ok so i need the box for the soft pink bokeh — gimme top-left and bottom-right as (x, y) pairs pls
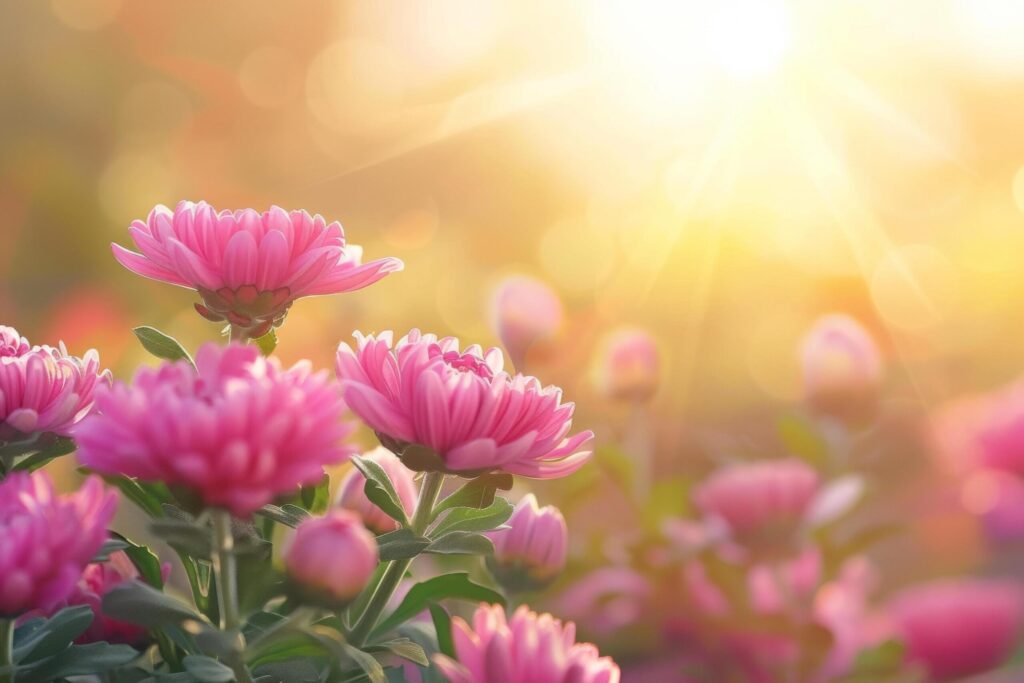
(799, 314), (882, 417)
(593, 328), (661, 403)
(490, 275), (563, 369)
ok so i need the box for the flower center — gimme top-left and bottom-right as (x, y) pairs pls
(430, 346), (494, 379)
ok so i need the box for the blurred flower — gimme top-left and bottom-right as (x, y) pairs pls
(283, 509), (379, 608)
(75, 343), (353, 517)
(888, 579), (1024, 681)
(335, 446), (417, 533)
(489, 275), (563, 369)
(0, 326), (109, 445)
(0, 471), (117, 617)
(433, 603), (620, 683)
(799, 314), (882, 420)
(693, 459), (820, 550)
(336, 329), (593, 478)
(975, 382), (1024, 477)
(556, 567), (652, 637)
(112, 201), (403, 338)
(814, 558), (892, 680)
(487, 493), (568, 590)
(592, 328), (661, 403)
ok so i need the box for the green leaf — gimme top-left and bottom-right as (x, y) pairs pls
(301, 474), (331, 515)
(256, 504), (308, 529)
(433, 473), (513, 518)
(134, 326), (195, 367)
(111, 533), (167, 588)
(352, 457), (409, 526)
(377, 528), (431, 561)
(94, 538), (131, 562)
(342, 643), (386, 683)
(430, 498), (512, 538)
(429, 606), (454, 658)
(24, 642), (140, 679)
(183, 654), (236, 682)
(150, 517), (212, 559)
(254, 329), (278, 356)
(11, 436), (77, 472)
(777, 414), (830, 468)
(849, 639), (906, 675)
(425, 531), (494, 556)
(367, 638), (429, 667)
(96, 473), (172, 518)
(13, 605), (94, 664)
(101, 581), (211, 632)
(372, 573), (505, 638)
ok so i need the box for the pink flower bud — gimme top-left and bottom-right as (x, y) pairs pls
(593, 328), (660, 403)
(889, 580), (1024, 680)
(799, 314), (882, 419)
(487, 494), (568, 590)
(489, 275), (563, 369)
(283, 510), (378, 607)
(335, 447), (417, 533)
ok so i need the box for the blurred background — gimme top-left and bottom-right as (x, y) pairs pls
(6, 1), (1024, 678)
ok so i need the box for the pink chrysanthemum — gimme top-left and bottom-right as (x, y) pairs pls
(112, 201), (403, 337)
(0, 471), (117, 617)
(0, 326), (109, 442)
(335, 330), (593, 478)
(75, 342), (354, 516)
(434, 604), (620, 683)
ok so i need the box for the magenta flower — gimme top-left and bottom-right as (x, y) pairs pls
(335, 330), (593, 478)
(799, 314), (882, 418)
(0, 327), (109, 442)
(335, 446), (417, 534)
(434, 604), (620, 683)
(489, 275), (563, 368)
(0, 471), (117, 617)
(112, 201), (403, 337)
(889, 579), (1024, 680)
(693, 459), (820, 546)
(75, 342), (354, 517)
(593, 328), (661, 403)
(283, 509), (378, 608)
(488, 493), (568, 589)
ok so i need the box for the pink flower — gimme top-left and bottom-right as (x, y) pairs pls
(434, 604), (620, 683)
(592, 328), (660, 403)
(889, 579), (1024, 680)
(0, 327), (109, 442)
(335, 330), (593, 478)
(488, 493), (568, 589)
(800, 314), (882, 418)
(112, 201), (403, 337)
(556, 568), (651, 637)
(283, 509), (378, 608)
(973, 383), (1024, 478)
(489, 275), (563, 368)
(0, 471), (117, 617)
(335, 446), (417, 533)
(693, 459), (820, 544)
(75, 342), (353, 517)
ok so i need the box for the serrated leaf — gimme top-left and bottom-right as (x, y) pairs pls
(430, 498), (512, 538)
(372, 573), (505, 638)
(425, 531), (494, 556)
(376, 528), (431, 561)
(13, 605), (94, 664)
(183, 654), (236, 682)
(368, 638), (429, 666)
(134, 326), (195, 367)
(433, 473), (513, 518)
(352, 456), (409, 526)
(254, 328), (278, 356)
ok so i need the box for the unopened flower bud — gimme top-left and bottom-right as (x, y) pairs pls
(490, 275), (563, 369)
(284, 510), (378, 608)
(593, 329), (660, 403)
(487, 494), (568, 591)
(800, 314), (882, 421)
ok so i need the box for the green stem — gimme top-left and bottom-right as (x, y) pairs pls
(211, 510), (253, 683)
(349, 471), (445, 645)
(0, 618), (13, 683)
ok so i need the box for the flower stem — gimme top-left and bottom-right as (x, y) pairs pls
(0, 619), (13, 683)
(211, 509), (253, 683)
(228, 325), (249, 343)
(349, 471), (445, 645)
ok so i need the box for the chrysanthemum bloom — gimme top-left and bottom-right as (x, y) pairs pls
(112, 201), (403, 338)
(593, 328), (660, 403)
(283, 509), (378, 608)
(0, 329), (109, 444)
(0, 471), (117, 617)
(434, 604), (620, 683)
(800, 314), (882, 419)
(487, 493), (567, 591)
(335, 446), (417, 533)
(489, 275), (563, 369)
(693, 459), (820, 550)
(889, 580), (1024, 681)
(336, 330), (593, 478)
(75, 343), (353, 517)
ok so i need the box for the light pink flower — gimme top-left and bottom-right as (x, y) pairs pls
(335, 330), (593, 478)
(434, 604), (620, 683)
(283, 509), (378, 607)
(489, 275), (563, 368)
(0, 326), (30, 359)
(488, 493), (568, 588)
(800, 314), (882, 417)
(112, 201), (403, 337)
(693, 459), (820, 542)
(889, 579), (1024, 681)
(75, 342), (353, 517)
(335, 446), (417, 534)
(0, 471), (117, 617)
(593, 328), (660, 403)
